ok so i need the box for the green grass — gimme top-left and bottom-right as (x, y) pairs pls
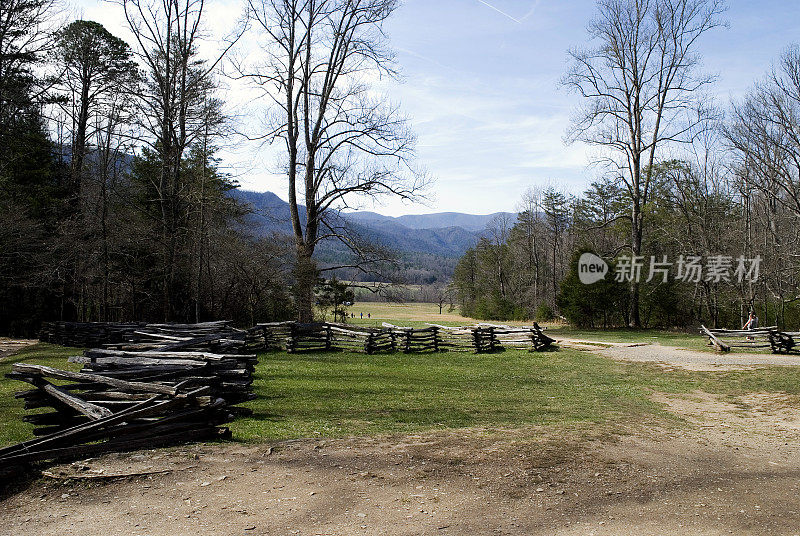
(228, 347), (800, 442)
(231, 349), (672, 441)
(331, 302), (491, 328)
(0, 344), (83, 446)
(4, 339), (800, 448)
(545, 326), (709, 349)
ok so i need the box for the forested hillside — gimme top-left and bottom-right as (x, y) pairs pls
(232, 190), (482, 284)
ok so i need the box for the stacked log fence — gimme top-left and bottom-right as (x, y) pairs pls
(433, 324), (498, 353)
(2, 323), (257, 478)
(381, 324), (441, 353)
(40, 320), (243, 352)
(769, 331), (800, 354)
(483, 322), (556, 352)
(39, 321), (147, 347)
(233, 321), (554, 354)
(245, 322), (293, 353)
(285, 323), (333, 353)
(38, 320), (556, 355)
(328, 324), (396, 354)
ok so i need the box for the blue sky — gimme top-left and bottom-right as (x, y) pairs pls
(72, 0), (800, 215)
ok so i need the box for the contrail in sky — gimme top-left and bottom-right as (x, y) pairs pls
(476, 0), (522, 23)
(519, 0), (541, 22)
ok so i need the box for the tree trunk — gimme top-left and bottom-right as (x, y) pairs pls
(630, 196), (642, 328)
(72, 76), (91, 194)
(294, 244), (316, 322)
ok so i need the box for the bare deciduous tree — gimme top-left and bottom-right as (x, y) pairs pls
(563, 0), (724, 326)
(235, 0), (426, 322)
(115, 0), (229, 319)
(726, 46), (800, 218)
(725, 45), (800, 314)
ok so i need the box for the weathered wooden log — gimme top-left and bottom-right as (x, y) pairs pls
(11, 364), (177, 395)
(701, 325), (731, 352)
(4, 321), (258, 474)
(38, 380), (113, 420)
(769, 331), (798, 354)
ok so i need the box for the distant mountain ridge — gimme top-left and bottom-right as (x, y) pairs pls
(229, 190), (519, 284)
(231, 189), (512, 258)
(345, 210), (514, 232)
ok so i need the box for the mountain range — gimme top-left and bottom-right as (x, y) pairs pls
(344, 210), (512, 232)
(231, 190), (515, 282)
(232, 190), (513, 258)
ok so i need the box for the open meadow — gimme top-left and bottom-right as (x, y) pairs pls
(4, 318), (800, 534)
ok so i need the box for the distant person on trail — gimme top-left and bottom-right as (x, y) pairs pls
(744, 311), (758, 340)
(743, 311), (758, 330)
(367, 313), (371, 319)
(360, 312), (363, 319)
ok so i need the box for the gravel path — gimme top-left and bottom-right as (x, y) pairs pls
(596, 343), (800, 370)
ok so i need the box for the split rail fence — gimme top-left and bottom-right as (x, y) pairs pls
(244, 321), (555, 354)
(2, 323), (258, 478)
(701, 325), (800, 354)
(1, 319), (556, 478)
(39, 320), (557, 356)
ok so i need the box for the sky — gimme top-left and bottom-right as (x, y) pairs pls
(70, 0), (800, 216)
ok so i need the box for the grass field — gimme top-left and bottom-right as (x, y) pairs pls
(0, 344), (82, 446)
(5, 338), (800, 447)
(229, 347), (800, 441)
(333, 301), (473, 327)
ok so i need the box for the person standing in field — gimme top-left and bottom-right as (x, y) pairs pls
(743, 311), (758, 340)
(743, 311), (758, 330)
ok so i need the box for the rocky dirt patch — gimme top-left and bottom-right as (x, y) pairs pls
(0, 339), (37, 361)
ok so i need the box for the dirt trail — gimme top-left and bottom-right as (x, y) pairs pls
(596, 342), (800, 370)
(3, 389), (800, 536)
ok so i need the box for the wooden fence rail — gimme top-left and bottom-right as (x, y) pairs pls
(2, 323), (259, 479)
(38, 320), (557, 355)
(701, 325), (800, 354)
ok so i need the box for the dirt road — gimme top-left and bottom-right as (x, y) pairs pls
(3, 387), (800, 536)
(597, 342), (800, 370)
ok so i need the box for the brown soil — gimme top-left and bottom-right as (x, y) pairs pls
(3, 389), (800, 535)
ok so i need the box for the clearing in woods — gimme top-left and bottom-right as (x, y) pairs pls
(3, 327), (800, 534)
